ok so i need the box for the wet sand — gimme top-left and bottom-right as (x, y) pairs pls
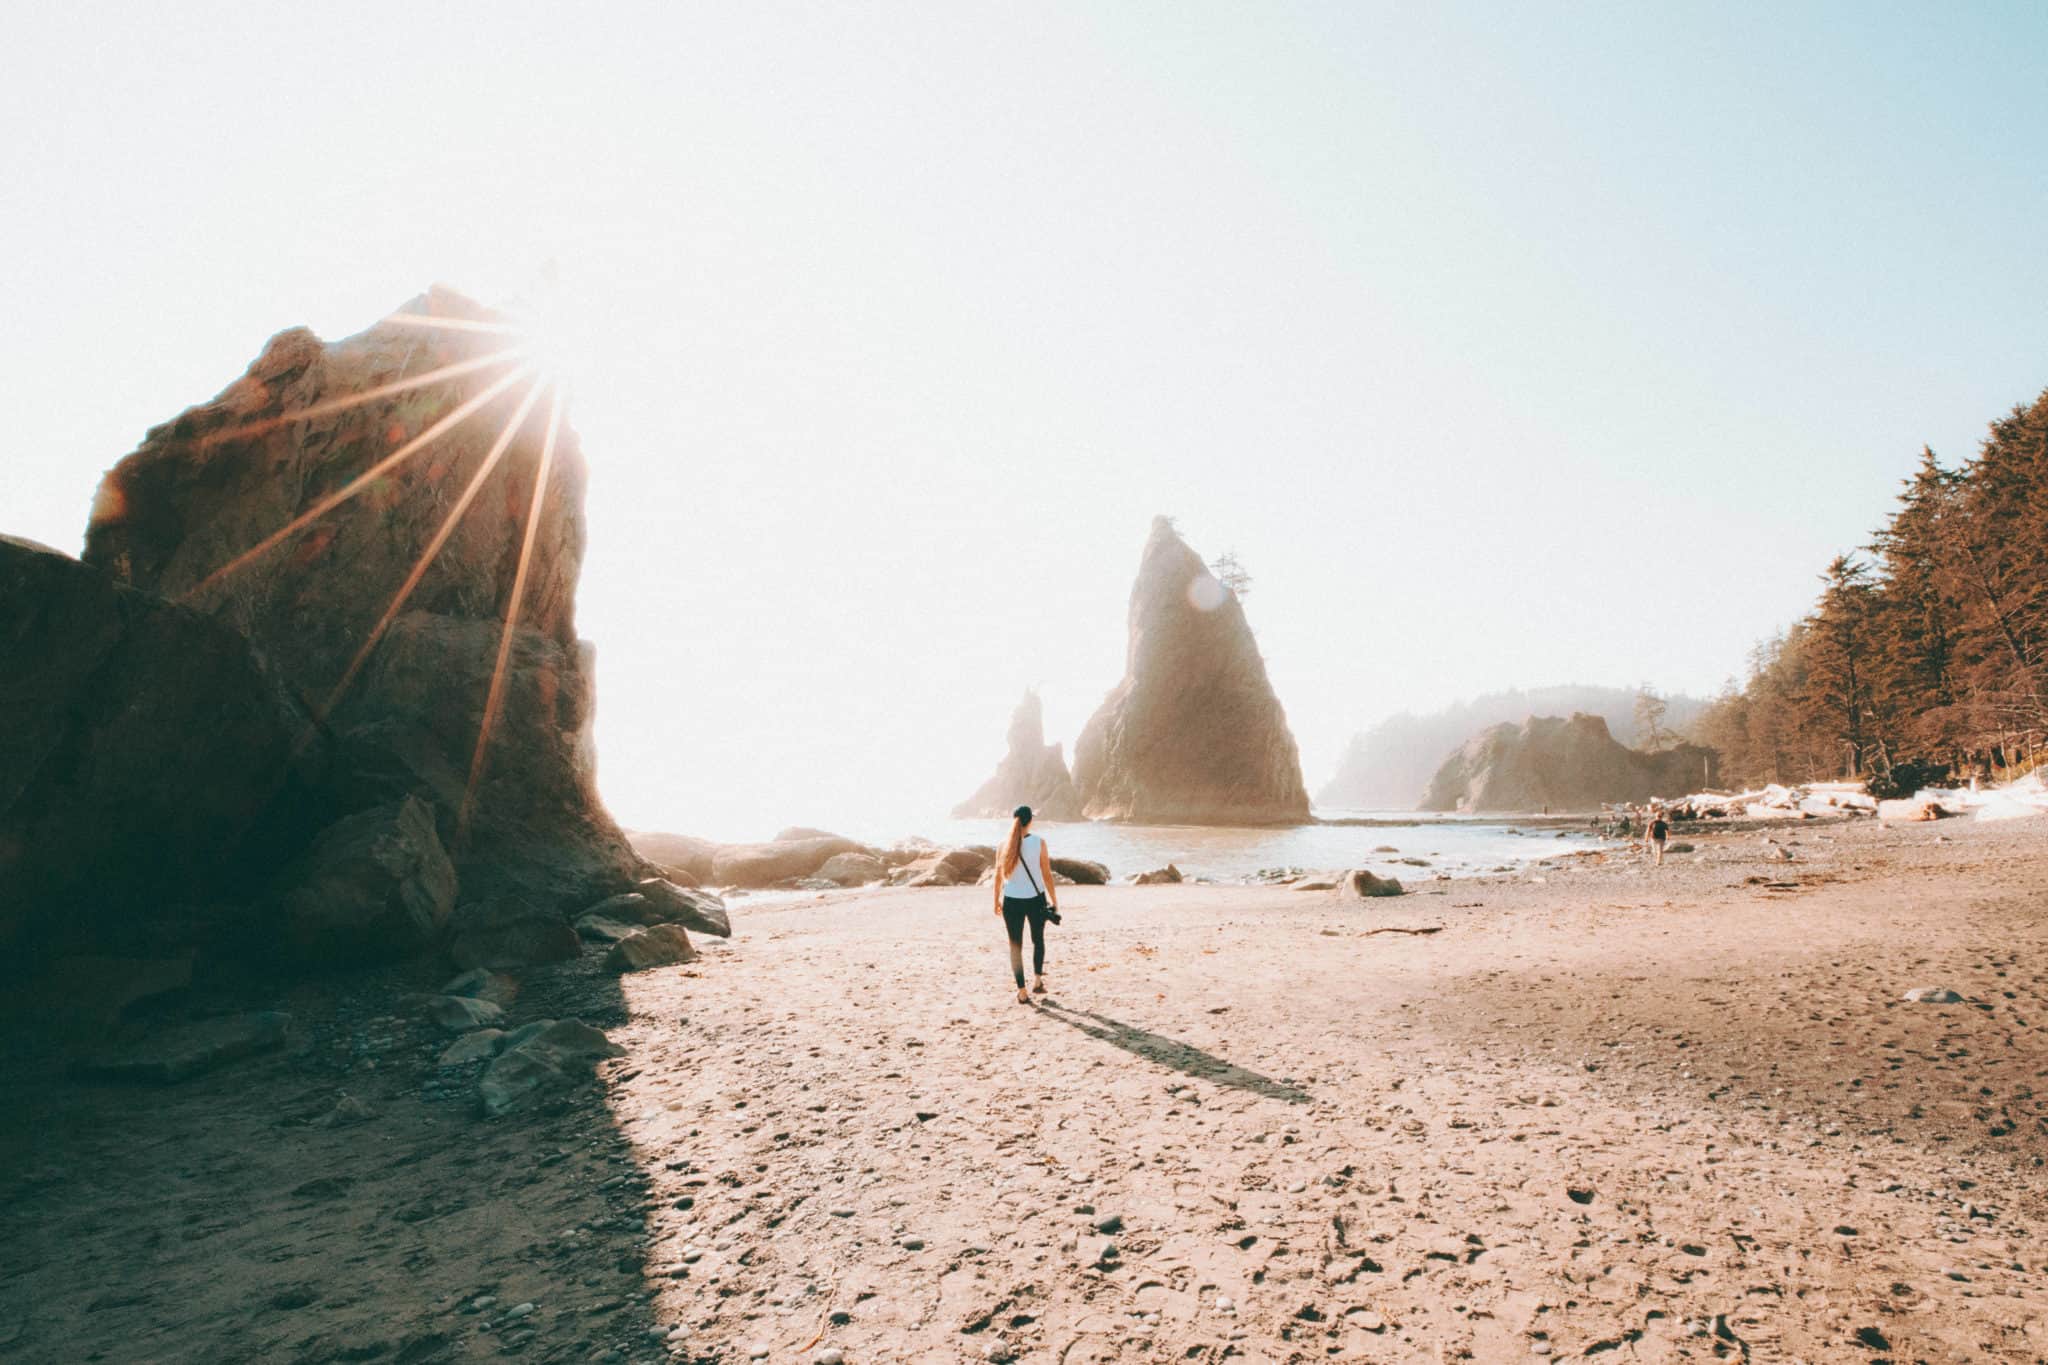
(5, 815), (2046, 1362)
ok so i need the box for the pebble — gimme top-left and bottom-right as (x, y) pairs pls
(898, 1236), (925, 1251)
(1216, 1296), (1235, 1313)
(1903, 987), (1962, 1004)
(505, 1302), (536, 1319)
(749, 1347), (770, 1360)
(815, 1352), (845, 1365)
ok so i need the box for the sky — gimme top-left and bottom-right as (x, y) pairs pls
(6, 2), (2046, 839)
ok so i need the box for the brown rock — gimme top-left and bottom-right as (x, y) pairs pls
(1134, 863), (1183, 885)
(1422, 713), (1715, 813)
(274, 797), (456, 966)
(626, 831), (721, 883)
(1051, 857), (1111, 885)
(0, 537), (321, 965)
(81, 288), (641, 915)
(953, 690), (1081, 819)
(1339, 869), (1405, 898)
(711, 836), (864, 887)
(1071, 518), (1310, 825)
(901, 847), (993, 887)
(815, 852), (888, 887)
(604, 923), (698, 972)
(633, 879), (732, 937)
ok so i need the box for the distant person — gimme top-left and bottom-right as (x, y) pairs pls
(1648, 808), (1670, 866)
(994, 804), (1060, 1004)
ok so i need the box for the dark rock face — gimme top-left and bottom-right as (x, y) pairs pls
(81, 288), (640, 914)
(274, 796), (456, 967)
(1072, 518), (1310, 826)
(954, 691), (1081, 819)
(604, 923), (698, 972)
(0, 537), (321, 967)
(447, 896), (583, 971)
(1421, 713), (1716, 813)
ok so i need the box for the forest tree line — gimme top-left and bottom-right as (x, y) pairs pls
(1691, 388), (2048, 794)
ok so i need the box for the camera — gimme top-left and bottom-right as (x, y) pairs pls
(1044, 905), (1063, 926)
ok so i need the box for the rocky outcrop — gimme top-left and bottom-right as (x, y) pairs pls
(1072, 519), (1310, 825)
(954, 691), (1080, 820)
(81, 287), (641, 915)
(1422, 713), (1716, 813)
(1, 537), (324, 968)
(446, 896), (583, 971)
(710, 836), (864, 887)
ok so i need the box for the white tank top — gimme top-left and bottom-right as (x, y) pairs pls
(1003, 834), (1046, 898)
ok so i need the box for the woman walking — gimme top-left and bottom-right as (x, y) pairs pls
(994, 804), (1060, 1004)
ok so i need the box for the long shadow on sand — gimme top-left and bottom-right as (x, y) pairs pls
(1036, 1002), (1311, 1104)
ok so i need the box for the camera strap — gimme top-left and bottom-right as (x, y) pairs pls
(1017, 837), (1046, 899)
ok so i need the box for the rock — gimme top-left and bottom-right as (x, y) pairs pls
(477, 1018), (622, 1117)
(814, 852), (888, 887)
(275, 797), (457, 967)
(82, 288), (644, 916)
(625, 831), (721, 883)
(579, 891), (661, 926)
(574, 912), (643, 943)
(901, 847), (993, 887)
(1133, 864), (1183, 885)
(77, 1011), (290, 1083)
(711, 837), (865, 887)
(447, 897), (581, 971)
(438, 1029), (506, 1066)
(1071, 518), (1311, 825)
(1879, 797), (1951, 822)
(775, 826), (843, 842)
(311, 1093), (376, 1128)
(953, 690), (1082, 819)
(0, 538), (322, 966)
(1050, 857), (1110, 885)
(633, 879), (732, 937)
(1903, 987), (1963, 1004)
(439, 968), (518, 1007)
(418, 994), (506, 1033)
(1338, 869), (1405, 898)
(1422, 713), (1714, 813)
(604, 924), (698, 972)
(815, 1350), (845, 1365)
(1292, 877), (1338, 891)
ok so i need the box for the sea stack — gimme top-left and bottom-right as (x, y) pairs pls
(81, 286), (641, 913)
(953, 690), (1080, 819)
(1422, 713), (1715, 812)
(1071, 517), (1310, 825)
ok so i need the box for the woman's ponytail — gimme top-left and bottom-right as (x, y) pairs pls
(1000, 804), (1033, 877)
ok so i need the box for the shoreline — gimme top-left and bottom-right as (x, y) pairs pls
(5, 813), (2043, 1362)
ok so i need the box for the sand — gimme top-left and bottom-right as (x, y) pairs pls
(4, 815), (2046, 1363)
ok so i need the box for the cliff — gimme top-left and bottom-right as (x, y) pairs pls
(1071, 518), (1310, 825)
(1421, 713), (1717, 813)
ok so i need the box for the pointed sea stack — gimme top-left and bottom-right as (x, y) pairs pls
(953, 690), (1080, 819)
(1071, 517), (1310, 825)
(81, 286), (641, 913)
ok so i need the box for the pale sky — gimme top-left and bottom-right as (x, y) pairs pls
(6, 3), (2045, 838)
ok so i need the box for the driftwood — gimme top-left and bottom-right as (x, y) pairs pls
(1361, 925), (1444, 937)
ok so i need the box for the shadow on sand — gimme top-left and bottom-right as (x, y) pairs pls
(1036, 1001), (1311, 1104)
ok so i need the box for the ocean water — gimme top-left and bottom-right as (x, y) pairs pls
(820, 808), (1605, 883)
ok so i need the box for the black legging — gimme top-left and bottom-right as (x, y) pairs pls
(1002, 895), (1049, 987)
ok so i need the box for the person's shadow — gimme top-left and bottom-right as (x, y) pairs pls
(1035, 1001), (1311, 1104)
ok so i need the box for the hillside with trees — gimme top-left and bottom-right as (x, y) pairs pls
(1693, 388), (2048, 794)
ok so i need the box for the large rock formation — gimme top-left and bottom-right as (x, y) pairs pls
(1, 536), (326, 967)
(953, 690), (1080, 819)
(1421, 713), (1717, 813)
(1071, 518), (1310, 826)
(81, 287), (640, 913)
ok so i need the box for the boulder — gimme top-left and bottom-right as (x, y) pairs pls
(1050, 857), (1110, 885)
(604, 923), (699, 972)
(815, 852), (888, 887)
(626, 831), (721, 883)
(477, 1018), (624, 1117)
(774, 826), (844, 842)
(81, 288), (643, 917)
(1133, 864), (1183, 885)
(439, 968), (518, 1008)
(633, 879), (732, 937)
(416, 993), (505, 1033)
(274, 797), (457, 967)
(447, 896), (581, 971)
(573, 912), (642, 943)
(901, 847), (992, 887)
(1, 538), (323, 966)
(1071, 518), (1311, 825)
(953, 690), (1082, 819)
(711, 836), (864, 887)
(1421, 713), (1715, 814)
(1338, 869), (1405, 898)
(76, 1011), (291, 1084)
(437, 1029), (506, 1066)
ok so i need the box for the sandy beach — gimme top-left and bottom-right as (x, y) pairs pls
(5, 814), (2046, 1363)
